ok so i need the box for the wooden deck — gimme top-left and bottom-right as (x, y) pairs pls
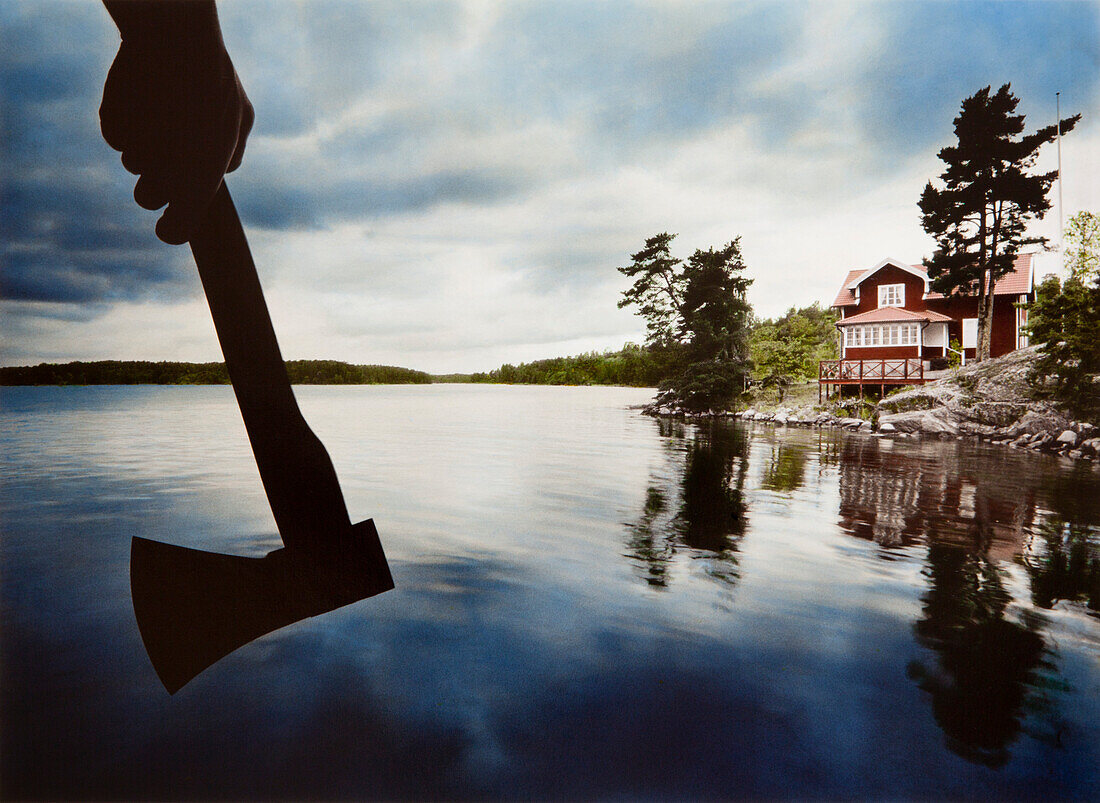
(818, 359), (924, 402)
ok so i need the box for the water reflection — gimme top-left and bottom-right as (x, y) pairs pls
(760, 441), (809, 494)
(838, 438), (1037, 553)
(625, 420), (748, 588)
(1024, 519), (1100, 613)
(908, 544), (1049, 767)
(835, 437), (1100, 768)
(6, 386), (1100, 799)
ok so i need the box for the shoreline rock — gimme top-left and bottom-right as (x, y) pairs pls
(644, 346), (1098, 466)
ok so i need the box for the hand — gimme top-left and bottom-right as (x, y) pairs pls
(100, 1), (253, 245)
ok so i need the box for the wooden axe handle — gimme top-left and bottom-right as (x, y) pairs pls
(188, 182), (352, 550)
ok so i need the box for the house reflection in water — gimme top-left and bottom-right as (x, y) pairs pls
(837, 437), (1037, 555)
(836, 437), (1092, 768)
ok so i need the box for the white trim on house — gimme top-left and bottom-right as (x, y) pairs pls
(846, 258), (930, 292)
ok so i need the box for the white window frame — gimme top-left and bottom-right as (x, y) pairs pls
(878, 283), (905, 307)
(843, 323), (920, 349)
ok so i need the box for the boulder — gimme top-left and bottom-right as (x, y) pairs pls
(1057, 429), (1078, 447)
(878, 422), (897, 433)
(1028, 432), (1054, 450)
(879, 409), (959, 436)
(962, 401), (1029, 428)
(1012, 409), (1070, 437)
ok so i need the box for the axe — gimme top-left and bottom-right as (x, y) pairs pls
(131, 183), (393, 694)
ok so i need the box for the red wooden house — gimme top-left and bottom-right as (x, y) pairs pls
(820, 254), (1034, 395)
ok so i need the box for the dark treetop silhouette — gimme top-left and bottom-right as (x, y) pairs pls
(101, 0), (393, 693)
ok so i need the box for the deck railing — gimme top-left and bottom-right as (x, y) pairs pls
(818, 358), (923, 383)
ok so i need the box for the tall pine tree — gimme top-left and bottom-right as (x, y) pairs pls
(919, 84), (1080, 361)
(619, 235), (753, 413)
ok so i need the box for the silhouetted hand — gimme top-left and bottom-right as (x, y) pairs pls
(100, 0), (253, 245)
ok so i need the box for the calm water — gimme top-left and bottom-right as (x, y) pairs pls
(2, 384), (1099, 800)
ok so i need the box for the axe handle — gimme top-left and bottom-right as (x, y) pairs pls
(188, 182), (352, 550)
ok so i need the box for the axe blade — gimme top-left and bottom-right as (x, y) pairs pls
(131, 519), (393, 694)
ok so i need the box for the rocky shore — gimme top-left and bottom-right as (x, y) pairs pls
(720, 346), (1098, 464)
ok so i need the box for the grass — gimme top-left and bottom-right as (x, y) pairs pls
(743, 380), (821, 412)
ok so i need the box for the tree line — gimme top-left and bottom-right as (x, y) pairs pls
(451, 345), (675, 387)
(0, 360), (432, 386)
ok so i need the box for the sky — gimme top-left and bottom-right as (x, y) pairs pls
(2, 1), (1099, 374)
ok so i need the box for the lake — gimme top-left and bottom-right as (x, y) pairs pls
(2, 384), (1099, 800)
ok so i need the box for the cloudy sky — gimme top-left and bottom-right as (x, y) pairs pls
(3, 1), (1099, 373)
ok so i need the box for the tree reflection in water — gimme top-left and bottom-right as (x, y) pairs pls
(1024, 518), (1100, 613)
(907, 544), (1049, 768)
(760, 441), (809, 494)
(835, 436), (1100, 767)
(1025, 465), (1100, 614)
(625, 419), (748, 588)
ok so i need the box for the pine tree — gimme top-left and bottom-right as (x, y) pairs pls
(619, 235), (753, 413)
(919, 84), (1080, 361)
(617, 232), (686, 348)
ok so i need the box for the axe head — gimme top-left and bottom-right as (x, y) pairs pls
(131, 519), (393, 694)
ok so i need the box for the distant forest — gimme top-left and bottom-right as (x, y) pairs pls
(455, 345), (672, 387)
(0, 360), (432, 386)
(1, 347), (669, 388)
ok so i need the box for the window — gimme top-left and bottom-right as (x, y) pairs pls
(843, 323), (921, 348)
(878, 283), (905, 307)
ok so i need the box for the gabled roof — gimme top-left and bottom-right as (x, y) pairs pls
(832, 253), (1035, 308)
(836, 307), (954, 326)
(845, 258), (928, 289)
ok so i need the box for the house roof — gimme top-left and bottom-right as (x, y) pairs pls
(923, 252), (1034, 299)
(831, 269), (867, 307)
(845, 257), (928, 289)
(836, 307), (954, 326)
(831, 253), (1034, 308)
